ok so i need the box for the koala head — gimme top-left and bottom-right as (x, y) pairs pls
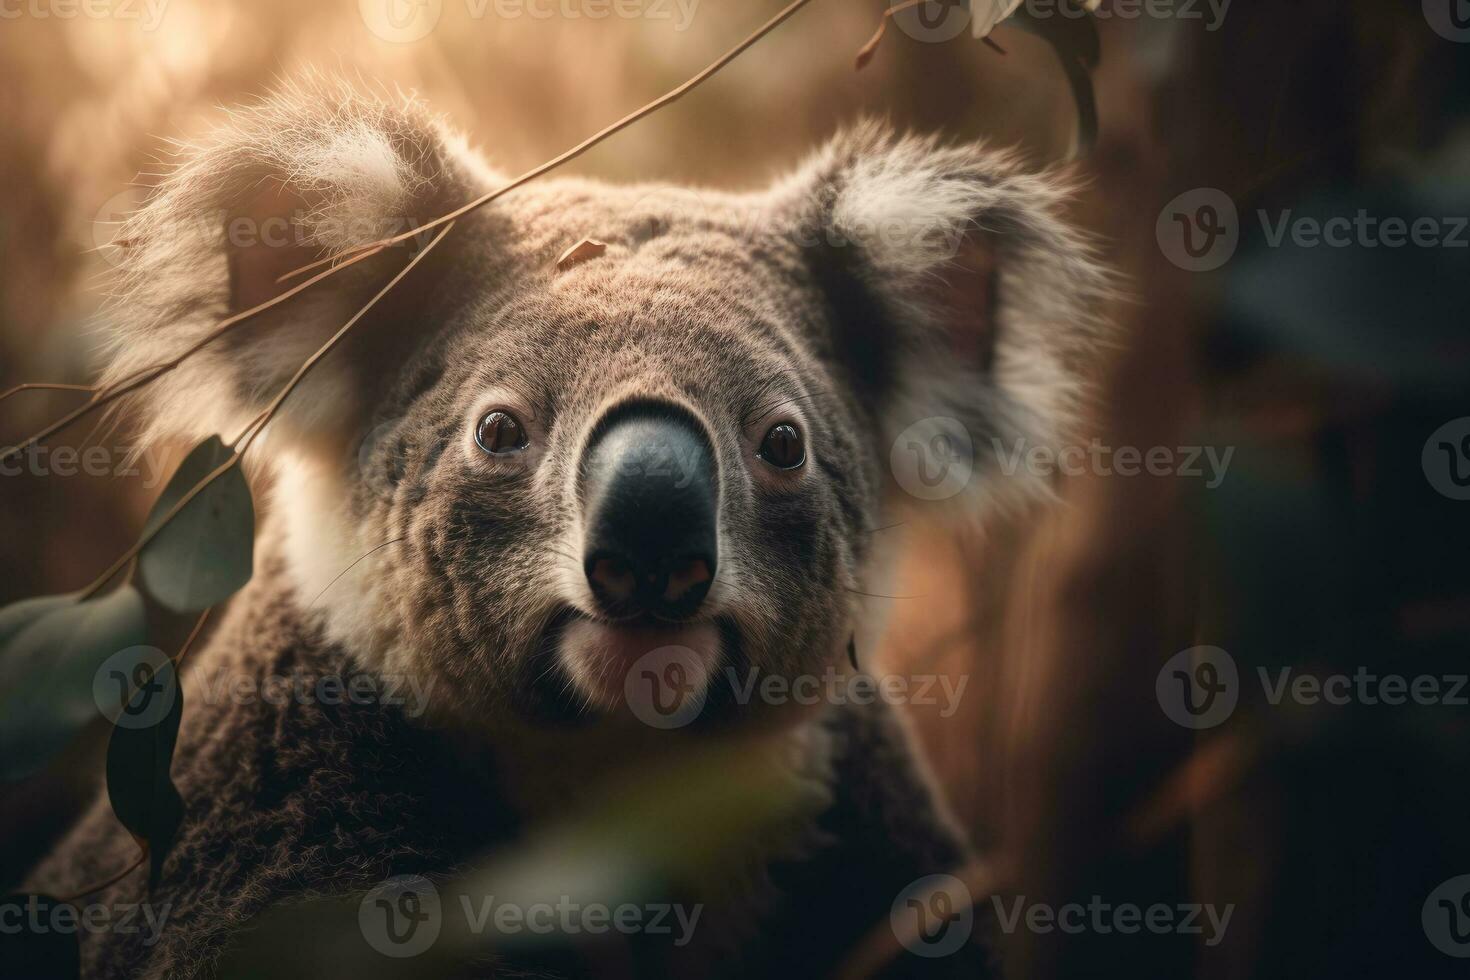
(104, 80), (1109, 732)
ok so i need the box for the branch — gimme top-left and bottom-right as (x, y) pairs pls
(279, 0), (822, 283)
(4, 0), (819, 465)
(57, 844), (148, 905)
(79, 223), (453, 602)
(0, 383), (95, 406)
(0, 245), (386, 469)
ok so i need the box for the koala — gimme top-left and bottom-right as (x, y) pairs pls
(25, 77), (1109, 978)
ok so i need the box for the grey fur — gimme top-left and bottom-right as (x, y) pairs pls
(27, 77), (1110, 977)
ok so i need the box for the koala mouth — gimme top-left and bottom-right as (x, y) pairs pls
(555, 611), (724, 715)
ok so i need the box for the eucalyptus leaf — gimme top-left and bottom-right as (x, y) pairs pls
(216, 741), (808, 978)
(138, 436), (254, 612)
(106, 655), (185, 892)
(0, 586), (147, 782)
(0, 594), (75, 648)
(0, 894), (80, 979)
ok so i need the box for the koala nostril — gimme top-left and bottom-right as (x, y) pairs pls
(580, 403), (719, 621)
(663, 556), (712, 605)
(586, 555), (637, 604)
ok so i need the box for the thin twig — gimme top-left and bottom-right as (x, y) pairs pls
(173, 607), (212, 669)
(234, 222), (455, 454)
(57, 845), (148, 904)
(4, 1), (816, 462)
(855, 0), (928, 70)
(279, 0), (822, 283)
(0, 244), (386, 469)
(78, 455), (241, 600)
(308, 537), (406, 609)
(0, 382), (95, 406)
(78, 223), (454, 601)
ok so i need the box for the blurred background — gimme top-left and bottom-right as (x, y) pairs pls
(2, 1), (1469, 977)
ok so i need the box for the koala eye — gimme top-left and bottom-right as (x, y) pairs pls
(758, 423), (805, 470)
(475, 410), (529, 456)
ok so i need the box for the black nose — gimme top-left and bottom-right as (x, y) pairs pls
(581, 404), (718, 621)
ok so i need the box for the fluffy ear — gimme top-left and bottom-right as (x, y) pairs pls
(100, 78), (499, 450)
(777, 122), (1114, 510)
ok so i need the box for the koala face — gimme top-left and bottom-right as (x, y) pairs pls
(105, 81), (1109, 730)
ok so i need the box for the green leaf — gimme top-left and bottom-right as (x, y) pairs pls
(0, 894), (80, 979)
(215, 741), (811, 979)
(1005, 1), (1101, 156)
(0, 595), (75, 648)
(0, 586), (147, 782)
(106, 653), (185, 892)
(138, 436), (254, 612)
